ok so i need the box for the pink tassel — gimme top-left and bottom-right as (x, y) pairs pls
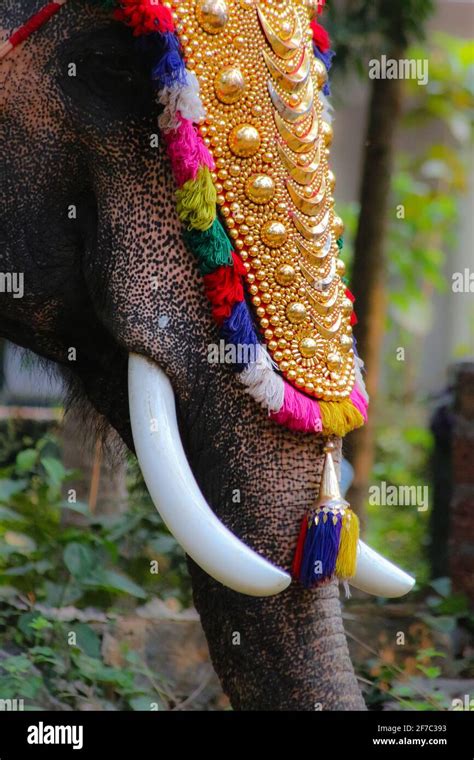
(270, 381), (323, 433)
(349, 386), (368, 422)
(163, 114), (215, 187)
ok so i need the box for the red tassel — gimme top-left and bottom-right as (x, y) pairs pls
(114, 0), (175, 36)
(345, 287), (358, 326)
(291, 515), (309, 579)
(203, 252), (246, 324)
(310, 20), (331, 53)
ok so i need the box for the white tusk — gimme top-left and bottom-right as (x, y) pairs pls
(351, 540), (415, 597)
(128, 353), (291, 597)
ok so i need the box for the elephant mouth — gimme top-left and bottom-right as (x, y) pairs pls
(128, 353), (415, 599)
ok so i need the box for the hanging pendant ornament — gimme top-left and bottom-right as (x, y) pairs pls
(292, 441), (359, 587)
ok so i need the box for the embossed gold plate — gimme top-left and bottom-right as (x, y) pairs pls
(172, 0), (355, 400)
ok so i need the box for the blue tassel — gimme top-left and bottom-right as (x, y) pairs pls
(221, 301), (259, 372)
(313, 45), (335, 96)
(299, 511), (342, 588)
(152, 32), (187, 88)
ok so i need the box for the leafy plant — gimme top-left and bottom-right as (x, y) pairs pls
(0, 435), (189, 608)
(0, 431), (194, 709)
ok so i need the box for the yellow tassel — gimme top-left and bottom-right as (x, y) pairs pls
(319, 399), (364, 437)
(336, 510), (359, 578)
(176, 166), (216, 231)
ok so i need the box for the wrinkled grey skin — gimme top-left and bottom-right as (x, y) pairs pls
(0, 1), (365, 709)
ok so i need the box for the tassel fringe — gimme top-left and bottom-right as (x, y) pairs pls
(319, 398), (364, 437)
(292, 499), (359, 588)
(176, 166), (216, 231)
(183, 218), (233, 274)
(335, 510), (359, 579)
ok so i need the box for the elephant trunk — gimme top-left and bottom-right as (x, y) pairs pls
(189, 537), (367, 709)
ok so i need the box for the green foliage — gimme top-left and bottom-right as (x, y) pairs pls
(0, 607), (170, 710)
(0, 435), (189, 608)
(0, 432), (191, 709)
(327, 0), (435, 75)
(356, 578), (474, 710)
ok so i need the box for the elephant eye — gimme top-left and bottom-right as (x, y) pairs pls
(55, 25), (157, 122)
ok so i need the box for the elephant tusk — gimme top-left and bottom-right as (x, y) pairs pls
(128, 353), (291, 597)
(128, 354), (413, 599)
(350, 540), (415, 597)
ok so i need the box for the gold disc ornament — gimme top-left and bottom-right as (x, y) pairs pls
(173, 0), (356, 401)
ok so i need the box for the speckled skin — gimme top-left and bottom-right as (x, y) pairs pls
(0, 1), (365, 710)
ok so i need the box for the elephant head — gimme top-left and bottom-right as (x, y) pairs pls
(1, 0), (413, 709)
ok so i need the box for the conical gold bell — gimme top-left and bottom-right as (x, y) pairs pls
(314, 441), (349, 511)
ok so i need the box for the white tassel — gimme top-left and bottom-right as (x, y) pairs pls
(239, 345), (285, 413)
(158, 70), (206, 131)
(354, 355), (369, 404)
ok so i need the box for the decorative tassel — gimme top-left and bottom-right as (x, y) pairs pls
(299, 510), (342, 586)
(152, 32), (187, 87)
(158, 70), (206, 130)
(319, 398), (364, 437)
(164, 116), (214, 186)
(202, 251), (246, 324)
(293, 441), (359, 588)
(114, 0), (175, 35)
(183, 217), (233, 274)
(354, 355), (369, 405)
(310, 19), (330, 52)
(221, 301), (259, 371)
(291, 515), (309, 578)
(270, 380), (323, 433)
(239, 345), (285, 413)
(349, 386), (368, 423)
(336, 510), (359, 579)
(176, 166), (216, 231)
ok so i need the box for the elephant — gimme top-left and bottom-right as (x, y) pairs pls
(1, 1), (412, 710)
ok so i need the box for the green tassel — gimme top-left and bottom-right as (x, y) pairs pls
(183, 218), (233, 274)
(176, 167), (216, 232)
(336, 237), (344, 249)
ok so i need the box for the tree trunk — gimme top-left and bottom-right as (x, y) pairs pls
(346, 59), (405, 525)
